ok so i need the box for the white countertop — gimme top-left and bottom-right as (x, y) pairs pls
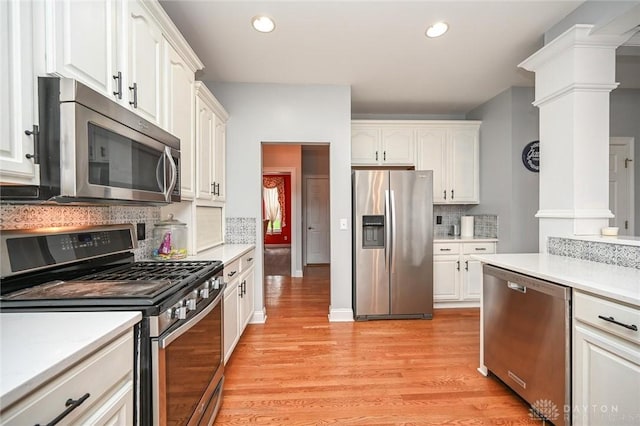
(434, 236), (498, 243)
(0, 311), (141, 408)
(472, 253), (640, 307)
(190, 244), (255, 264)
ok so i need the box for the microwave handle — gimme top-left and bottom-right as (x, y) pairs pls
(164, 146), (178, 202)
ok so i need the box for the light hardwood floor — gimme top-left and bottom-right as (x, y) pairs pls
(216, 266), (540, 425)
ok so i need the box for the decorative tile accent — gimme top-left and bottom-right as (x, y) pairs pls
(433, 205), (498, 238)
(226, 217), (257, 244)
(548, 237), (640, 269)
(0, 204), (162, 261)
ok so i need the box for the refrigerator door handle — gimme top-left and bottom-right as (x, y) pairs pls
(390, 190), (397, 273)
(385, 189), (391, 272)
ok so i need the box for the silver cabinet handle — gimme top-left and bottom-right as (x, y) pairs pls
(465, 260), (468, 271)
(24, 125), (40, 163)
(383, 151), (386, 161)
(456, 260), (460, 271)
(375, 151), (379, 161)
(507, 281), (527, 293)
(443, 190), (446, 200)
(129, 82), (138, 108)
(439, 248), (451, 252)
(113, 71), (122, 99)
(451, 189), (454, 199)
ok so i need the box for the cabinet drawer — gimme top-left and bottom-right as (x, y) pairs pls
(241, 250), (255, 272)
(574, 291), (640, 345)
(434, 243), (460, 255)
(2, 332), (133, 425)
(224, 258), (240, 283)
(462, 242), (495, 254)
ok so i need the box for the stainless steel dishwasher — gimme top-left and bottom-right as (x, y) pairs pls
(483, 264), (571, 426)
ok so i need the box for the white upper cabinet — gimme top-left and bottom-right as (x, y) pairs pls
(125, 0), (163, 124)
(44, 0), (118, 96)
(195, 82), (228, 204)
(351, 122), (415, 165)
(416, 122), (480, 204)
(0, 0), (39, 185)
(164, 41), (195, 199)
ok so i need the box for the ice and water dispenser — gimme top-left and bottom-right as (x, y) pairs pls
(362, 215), (385, 248)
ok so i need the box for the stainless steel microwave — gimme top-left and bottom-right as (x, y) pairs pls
(1, 77), (180, 204)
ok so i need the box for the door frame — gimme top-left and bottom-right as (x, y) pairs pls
(303, 174), (330, 266)
(610, 137), (635, 235)
(263, 166), (299, 277)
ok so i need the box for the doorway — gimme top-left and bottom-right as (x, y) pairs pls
(610, 137), (635, 235)
(261, 143), (331, 315)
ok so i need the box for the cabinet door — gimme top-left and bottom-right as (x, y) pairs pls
(433, 255), (461, 301)
(126, 0), (163, 124)
(223, 281), (240, 364)
(213, 116), (226, 201)
(416, 127), (448, 203)
(164, 42), (195, 199)
(381, 127), (414, 165)
(449, 127), (479, 203)
(45, 0), (118, 98)
(573, 323), (640, 425)
(351, 126), (380, 165)
(462, 256), (482, 301)
(196, 95), (214, 200)
(239, 267), (255, 331)
(0, 0), (38, 185)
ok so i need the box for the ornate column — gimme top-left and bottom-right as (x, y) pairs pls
(519, 25), (634, 251)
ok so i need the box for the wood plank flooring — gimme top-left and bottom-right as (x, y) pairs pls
(216, 266), (540, 425)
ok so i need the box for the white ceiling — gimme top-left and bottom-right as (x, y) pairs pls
(159, 1), (637, 115)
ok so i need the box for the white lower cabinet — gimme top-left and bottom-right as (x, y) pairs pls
(573, 290), (640, 425)
(1, 332), (135, 425)
(223, 249), (256, 364)
(433, 241), (496, 307)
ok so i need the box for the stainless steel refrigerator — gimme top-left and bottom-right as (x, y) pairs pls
(352, 170), (433, 320)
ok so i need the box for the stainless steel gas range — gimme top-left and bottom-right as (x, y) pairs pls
(0, 224), (225, 425)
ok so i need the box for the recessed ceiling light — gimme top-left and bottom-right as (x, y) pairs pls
(252, 15), (275, 33)
(426, 21), (448, 38)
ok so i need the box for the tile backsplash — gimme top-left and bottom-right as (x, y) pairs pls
(433, 205), (498, 238)
(0, 204), (161, 260)
(225, 217), (256, 244)
(548, 237), (640, 269)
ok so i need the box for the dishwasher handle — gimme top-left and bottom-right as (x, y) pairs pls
(507, 281), (526, 293)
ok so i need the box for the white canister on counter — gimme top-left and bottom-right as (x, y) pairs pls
(461, 216), (474, 237)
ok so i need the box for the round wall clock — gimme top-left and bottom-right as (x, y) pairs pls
(522, 140), (539, 172)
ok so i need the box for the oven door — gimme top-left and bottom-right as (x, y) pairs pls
(152, 292), (224, 425)
(60, 101), (180, 203)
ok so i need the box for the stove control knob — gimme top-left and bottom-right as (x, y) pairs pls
(172, 306), (187, 320)
(186, 298), (197, 311)
(200, 287), (210, 299)
(212, 277), (221, 290)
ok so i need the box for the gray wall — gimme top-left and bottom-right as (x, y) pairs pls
(208, 82), (353, 321)
(610, 88), (640, 234)
(544, 1), (639, 44)
(467, 87), (540, 253)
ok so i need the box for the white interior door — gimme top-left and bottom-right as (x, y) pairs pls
(305, 177), (330, 264)
(609, 137), (634, 235)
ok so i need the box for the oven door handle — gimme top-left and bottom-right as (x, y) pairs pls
(159, 291), (222, 349)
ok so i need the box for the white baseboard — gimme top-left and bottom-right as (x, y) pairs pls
(292, 269), (303, 277)
(250, 308), (267, 324)
(434, 301), (480, 309)
(328, 307), (354, 322)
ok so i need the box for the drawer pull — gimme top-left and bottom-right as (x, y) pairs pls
(247, 257), (253, 262)
(597, 315), (638, 331)
(35, 393), (90, 426)
(228, 270), (237, 277)
(439, 248), (451, 252)
(475, 247), (487, 251)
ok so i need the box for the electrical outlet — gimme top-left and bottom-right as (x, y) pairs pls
(136, 223), (146, 241)
(436, 215), (442, 224)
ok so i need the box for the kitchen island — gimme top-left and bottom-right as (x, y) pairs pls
(473, 253), (640, 425)
(1, 311), (141, 423)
